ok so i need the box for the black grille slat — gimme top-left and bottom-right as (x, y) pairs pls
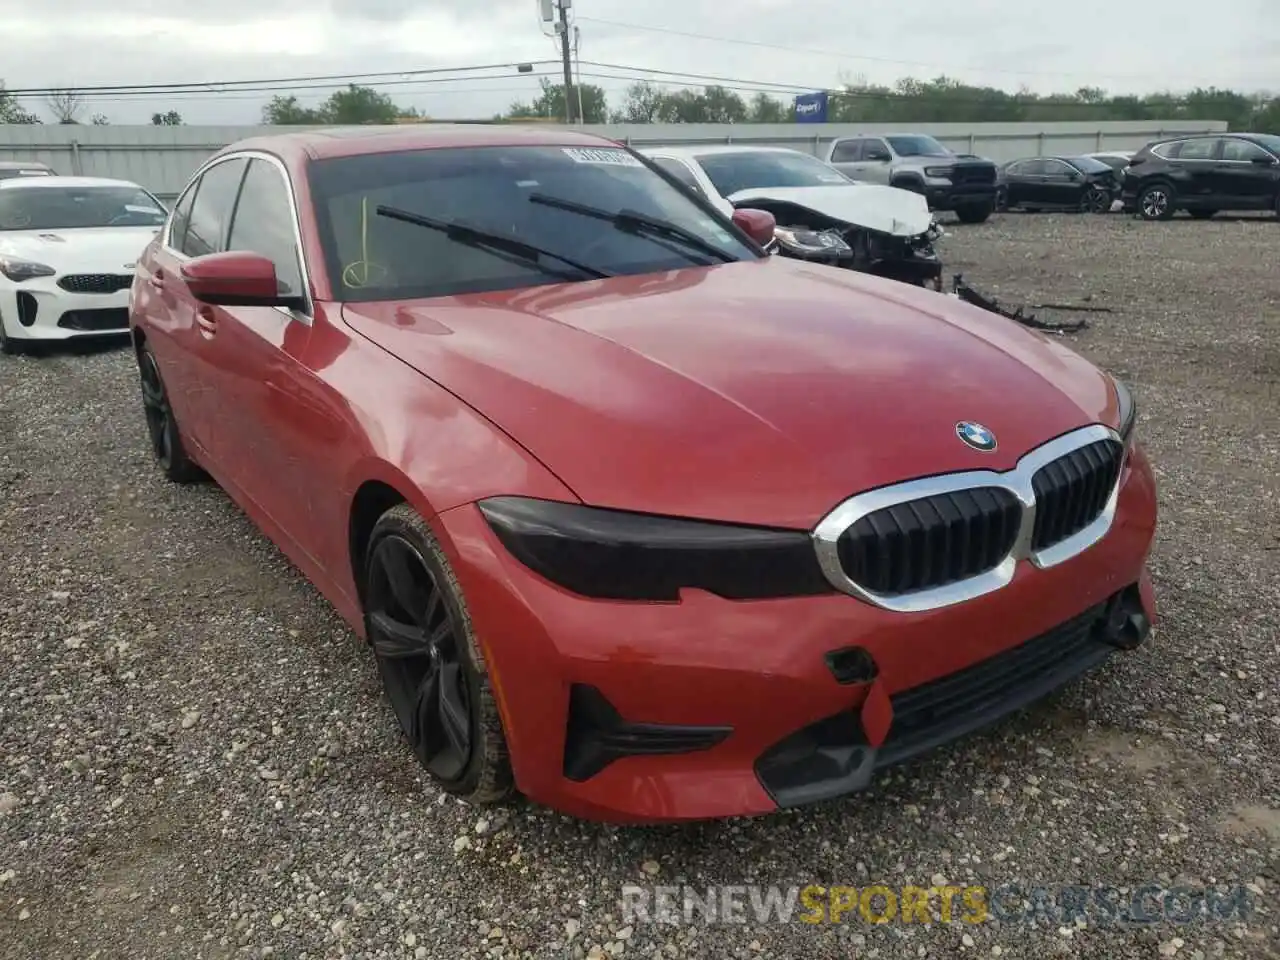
(1030, 439), (1123, 552)
(837, 487), (1020, 596)
(952, 164), (997, 185)
(885, 603), (1105, 748)
(57, 273), (133, 294)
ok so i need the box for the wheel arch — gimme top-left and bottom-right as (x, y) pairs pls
(345, 463), (438, 616)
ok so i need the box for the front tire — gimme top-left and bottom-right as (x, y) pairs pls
(1083, 187), (1112, 214)
(0, 313), (24, 356)
(136, 342), (204, 483)
(1138, 183), (1176, 220)
(955, 202), (994, 224)
(363, 504), (514, 804)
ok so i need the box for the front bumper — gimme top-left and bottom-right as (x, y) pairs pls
(0, 274), (132, 341)
(925, 182), (997, 211)
(438, 443), (1158, 823)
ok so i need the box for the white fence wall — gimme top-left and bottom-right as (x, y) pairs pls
(0, 120), (1230, 201)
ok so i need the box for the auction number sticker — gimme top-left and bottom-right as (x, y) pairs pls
(562, 147), (642, 167)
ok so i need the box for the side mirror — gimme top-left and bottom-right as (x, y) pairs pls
(181, 251), (304, 310)
(1251, 154), (1277, 166)
(731, 208), (777, 247)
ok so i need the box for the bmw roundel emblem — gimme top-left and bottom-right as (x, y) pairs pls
(956, 421), (997, 452)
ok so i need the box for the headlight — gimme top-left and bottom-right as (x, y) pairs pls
(0, 257), (55, 282)
(1114, 378), (1137, 445)
(477, 496), (832, 602)
(772, 226), (851, 258)
(924, 166), (952, 178)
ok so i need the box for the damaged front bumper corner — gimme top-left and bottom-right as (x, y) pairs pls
(772, 222), (945, 290)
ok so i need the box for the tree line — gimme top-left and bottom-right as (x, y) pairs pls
(504, 77), (1280, 132)
(258, 77), (1280, 132)
(0, 85), (185, 125)
(2, 75), (1276, 132)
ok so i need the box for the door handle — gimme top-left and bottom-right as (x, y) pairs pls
(195, 307), (218, 338)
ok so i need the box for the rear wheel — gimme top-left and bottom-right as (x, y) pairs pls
(954, 202), (994, 224)
(136, 342), (204, 483)
(1137, 183), (1176, 220)
(363, 504), (514, 803)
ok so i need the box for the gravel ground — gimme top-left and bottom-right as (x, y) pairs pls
(1, 211), (1278, 960)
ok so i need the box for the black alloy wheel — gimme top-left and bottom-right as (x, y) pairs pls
(1138, 183), (1175, 220)
(136, 343), (202, 482)
(1083, 186), (1112, 214)
(364, 504), (513, 801)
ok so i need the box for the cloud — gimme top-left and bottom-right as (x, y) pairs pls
(0, 0), (1273, 124)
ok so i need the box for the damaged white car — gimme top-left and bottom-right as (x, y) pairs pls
(641, 145), (944, 289)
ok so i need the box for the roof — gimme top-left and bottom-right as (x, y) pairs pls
(218, 123), (624, 162)
(640, 145), (808, 159)
(0, 175), (143, 190)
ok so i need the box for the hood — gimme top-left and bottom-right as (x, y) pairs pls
(0, 226), (161, 271)
(726, 184), (933, 237)
(341, 259), (1118, 528)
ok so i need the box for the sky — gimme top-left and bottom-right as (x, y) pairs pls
(0, 0), (1275, 125)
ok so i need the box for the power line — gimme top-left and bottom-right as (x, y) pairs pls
(4, 60), (1253, 112)
(0, 61), (562, 97)
(576, 15), (1272, 87)
(56, 72), (570, 100)
(41, 71), (815, 106)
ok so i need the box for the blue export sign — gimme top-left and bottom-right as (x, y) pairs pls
(794, 91), (829, 123)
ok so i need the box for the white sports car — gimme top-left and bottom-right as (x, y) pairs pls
(640, 145), (944, 289)
(0, 175), (168, 354)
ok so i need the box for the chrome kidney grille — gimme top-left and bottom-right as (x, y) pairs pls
(836, 487), (1022, 595)
(812, 425), (1126, 612)
(1029, 438), (1124, 551)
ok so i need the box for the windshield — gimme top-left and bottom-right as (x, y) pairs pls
(0, 185), (166, 230)
(1065, 156), (1114, 174)
(885, 136), (952, 158)
(308, 145), (758, 302)
(695, 151), (850, 195)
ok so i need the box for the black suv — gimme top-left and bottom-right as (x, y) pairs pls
(1122, 133), (1280, 220)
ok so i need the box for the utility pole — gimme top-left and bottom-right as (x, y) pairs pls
(557, 0), (576, 124)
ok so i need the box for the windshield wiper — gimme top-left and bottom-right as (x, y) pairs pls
(526, 193), (737, 264)
(375, 205), (612, 280)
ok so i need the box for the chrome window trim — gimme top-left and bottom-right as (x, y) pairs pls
(811, 423), (1123, 613)
(160, 150), (315, 325)
(1152, 137), (1221, 162)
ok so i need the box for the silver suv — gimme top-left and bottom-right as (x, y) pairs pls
(823, 134), (999, 223)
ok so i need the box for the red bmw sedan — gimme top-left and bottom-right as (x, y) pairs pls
(128, 125), (1157, 823)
